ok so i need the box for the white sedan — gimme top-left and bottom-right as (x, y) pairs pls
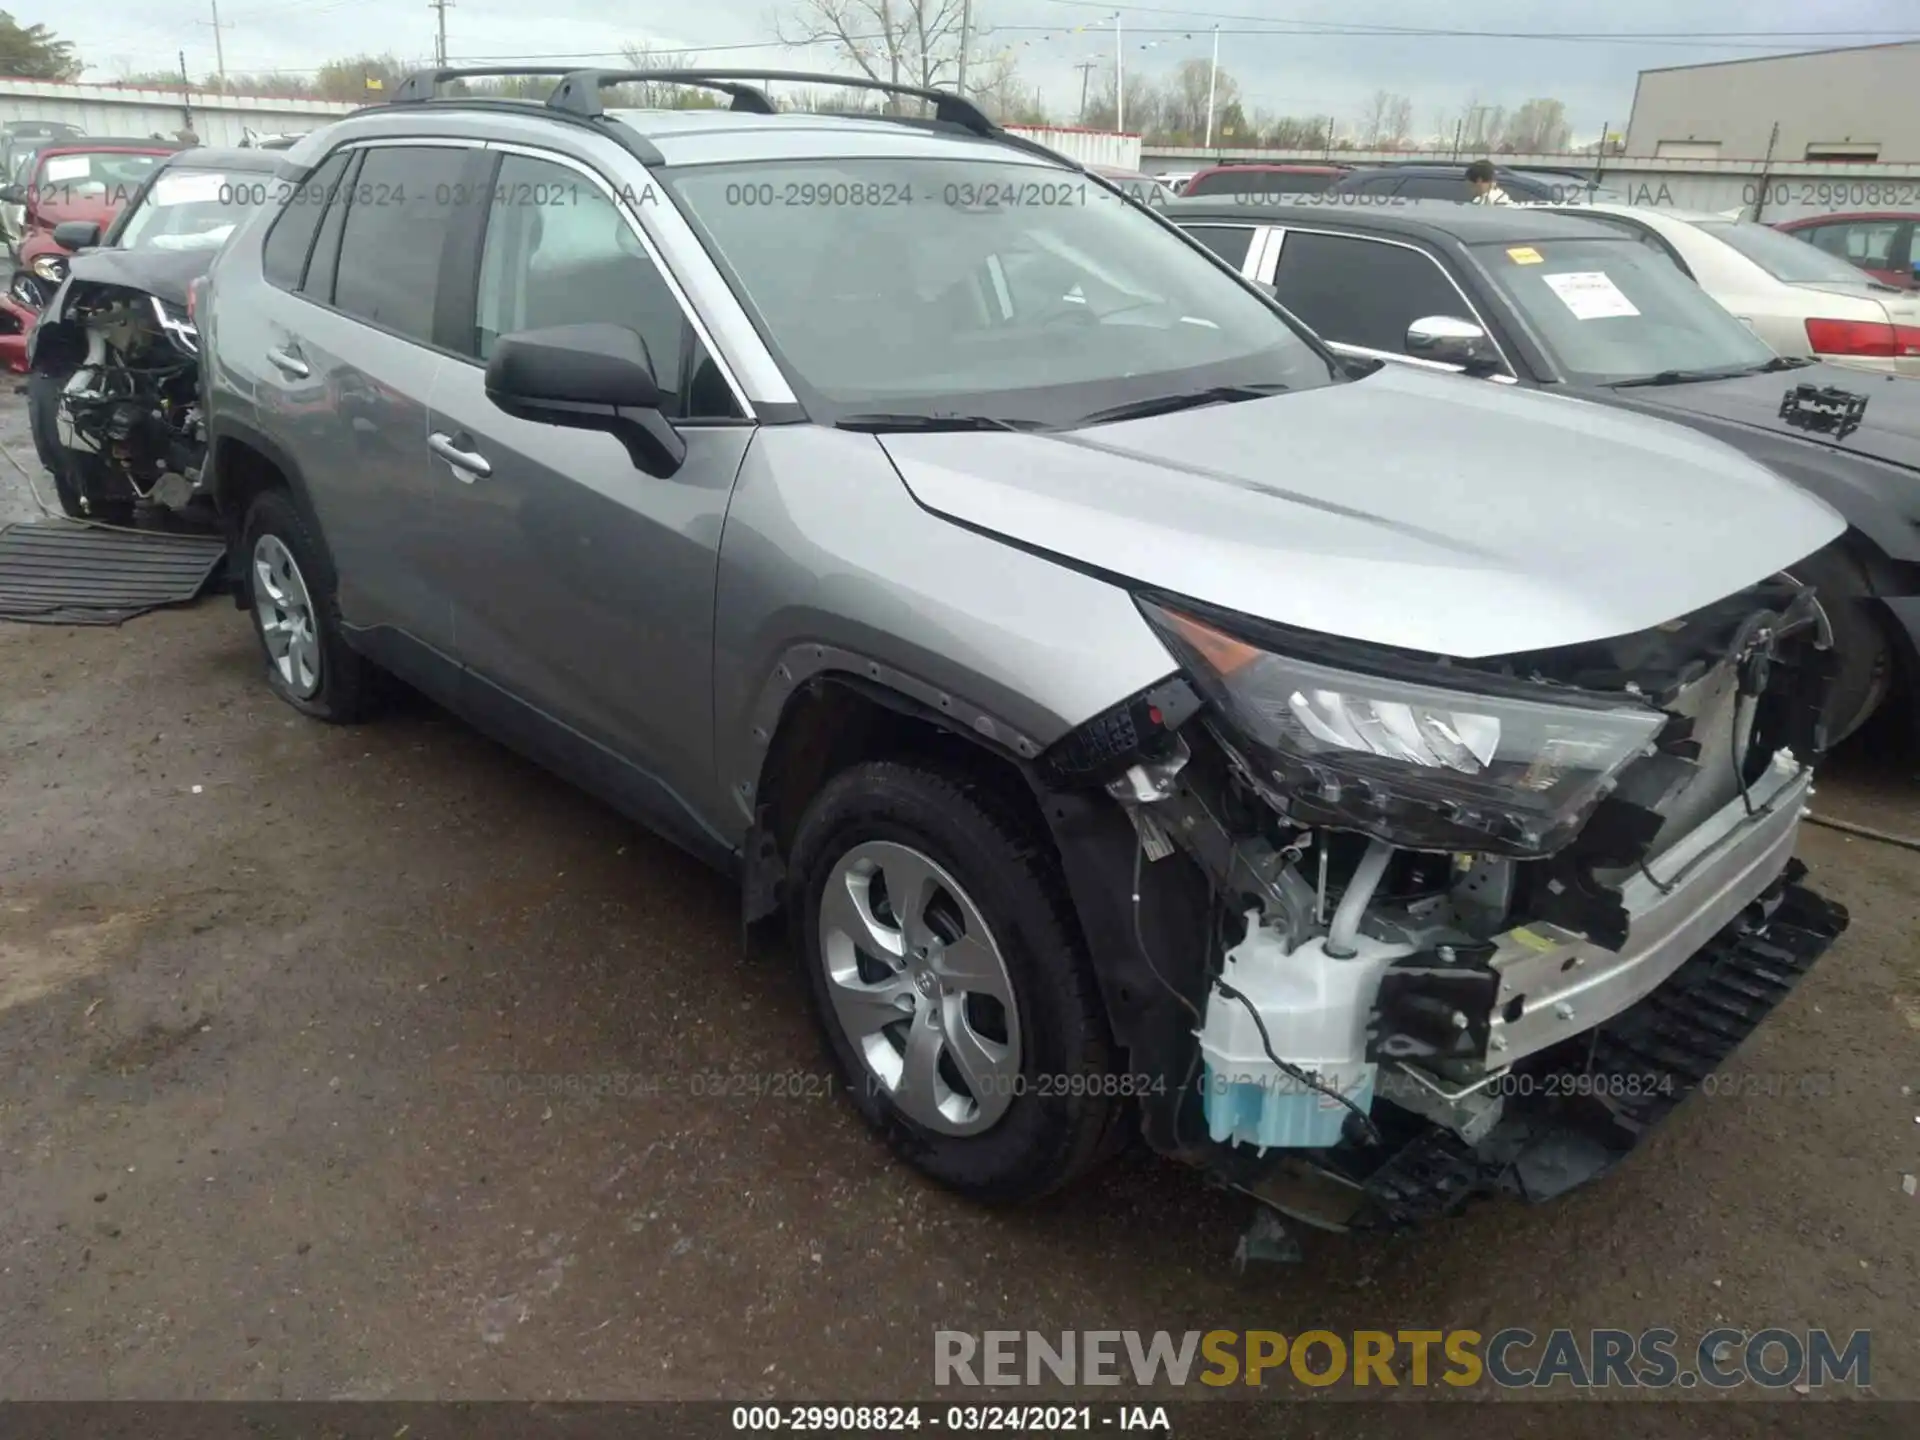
(1544, 202), (1920, 377)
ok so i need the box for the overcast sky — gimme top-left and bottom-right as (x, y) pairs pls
(46, 0), (1920, 142)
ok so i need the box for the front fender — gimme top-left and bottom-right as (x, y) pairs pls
(711, 425), (1177, 843)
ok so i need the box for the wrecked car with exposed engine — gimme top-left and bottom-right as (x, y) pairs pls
(202, 69), (1851, 1243)
(25, 146), (282, 523)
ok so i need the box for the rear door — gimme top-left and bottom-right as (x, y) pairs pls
(423, 145), (755, 834)
(250, 140), (482, 669)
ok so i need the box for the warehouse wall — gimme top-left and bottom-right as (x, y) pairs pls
(1624, 42), (1920, 163)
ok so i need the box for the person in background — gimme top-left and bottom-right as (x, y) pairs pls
(1466, 159), (1512, 205)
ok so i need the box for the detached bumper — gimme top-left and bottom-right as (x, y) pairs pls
(1346, 865), (1849, 1231)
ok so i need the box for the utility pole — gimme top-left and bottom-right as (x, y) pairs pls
(209, 0), (227, 87)
(429, 0), (453, 67)
(1114, 11), (1124, 134)
(1203, 24), (1219, 149)
(178, 50), (196, 140)
(956, 0), (971, 95)
(1073, 60), (1095, 122)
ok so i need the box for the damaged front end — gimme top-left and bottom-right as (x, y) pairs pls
(1039, 576), (1850, 1232)
(29, 277), (209, 519)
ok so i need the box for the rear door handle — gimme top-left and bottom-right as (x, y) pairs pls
(265, 345), (308, 378)
(429, 430), (492, 481)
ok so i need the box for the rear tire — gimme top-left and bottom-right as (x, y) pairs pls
(789, 761), (1119, 1203)
(1787, 543), (1890, 745)
(239, 488), (378, 723)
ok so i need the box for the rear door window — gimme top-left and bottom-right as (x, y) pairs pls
(262, 151), (351, 290)
(330, 145), (472, 343)
(1181, 224), (1258, 271)
(1271, 231), (1468, 353)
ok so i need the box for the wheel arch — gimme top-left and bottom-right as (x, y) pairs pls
(205, 416), (335, 606)
(743, 670), (1052, 929)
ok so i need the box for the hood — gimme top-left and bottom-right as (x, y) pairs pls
(879, 364), (1844, 659)
(1598, 363), (1920, 471)
(65, 245), (212, 307)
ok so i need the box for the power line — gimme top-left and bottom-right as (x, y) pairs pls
(1030, 0), (1920, 42)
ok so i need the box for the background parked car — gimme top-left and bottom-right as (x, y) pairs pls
(1776, 212), (1919, 291)
(1330, 163), (1616, 204)
(1166, 196), (1920, 743)
(24, 145), (282, 521)
(1181, 162), (1349, 198)
(0, 140), (181, 313)
(1546, 203), (1920, 377)
(0, 119), (83, 248)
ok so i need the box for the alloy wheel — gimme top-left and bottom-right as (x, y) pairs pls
(252, 532), (321, 699)
(817, 840), (1022, 1136)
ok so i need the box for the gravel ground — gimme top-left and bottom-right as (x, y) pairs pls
(1, 390), (1916, 1428)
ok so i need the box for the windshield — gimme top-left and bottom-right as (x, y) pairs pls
(113, 167), (257, 251)
(1471, 235), (1776, 384)
(1696, 219), (1877, 285)
(660, 156), (1338, 426)
(31, 150), (164, 212)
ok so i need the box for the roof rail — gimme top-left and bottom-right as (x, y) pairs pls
(547, 68), (999, 137)
(547, 70), (778, 116)
(390, 67), (585, 103)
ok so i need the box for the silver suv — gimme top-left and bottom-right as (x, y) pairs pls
(201, 69), (1850, 1233)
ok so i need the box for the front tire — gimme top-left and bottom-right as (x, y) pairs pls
(790, 761), (1119, 1203)
(1787, 543), (1890, 744)
(239, 488), (377, 723)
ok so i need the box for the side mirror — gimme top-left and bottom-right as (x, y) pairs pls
(0, 183), (24, 206)
(1406, 314), (1500, 374)
(484, 322), (686, 476)
(51, 219), (100, 251)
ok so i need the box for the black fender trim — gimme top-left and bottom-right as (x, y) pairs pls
(204, 414), (334, 607)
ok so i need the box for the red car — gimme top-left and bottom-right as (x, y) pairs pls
(0, 139), (179, 369)
(1180, 162), (1351, 199)
(1774, 211), (1920, 290)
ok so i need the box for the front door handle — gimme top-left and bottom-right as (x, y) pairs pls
(265, 345), (308, 379)
(429, 430), (492, 481)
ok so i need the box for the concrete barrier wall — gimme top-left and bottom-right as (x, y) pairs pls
(0, 78), (358, 148)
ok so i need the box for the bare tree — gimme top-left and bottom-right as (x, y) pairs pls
(967, 48), (1047, 124)
(1499, 97), (1571, 153)
(777, 0), (970, 105)
(1357, 89), (1391, 147)
(1158, 57), (1236, 142)
(1383, 93), (1414, 149)
(1082, 70), (1162, 135)
(1261, 113), (1330, 150)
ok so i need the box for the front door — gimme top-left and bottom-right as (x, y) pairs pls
(423, 148), (755, 848)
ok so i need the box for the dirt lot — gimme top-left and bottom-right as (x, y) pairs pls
(1, 390), (1917, 1425)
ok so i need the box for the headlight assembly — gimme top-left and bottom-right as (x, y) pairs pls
(1140, 600), (1666, 856)
(30, 253), (66, 282)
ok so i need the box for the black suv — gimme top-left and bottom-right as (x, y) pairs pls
(1328, 163), (1608, 205)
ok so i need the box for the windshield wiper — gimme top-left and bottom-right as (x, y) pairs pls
(1074, 382), (1291, 427)
(1614, 355), (1817, 388)
(834, 412), (1043, 434)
